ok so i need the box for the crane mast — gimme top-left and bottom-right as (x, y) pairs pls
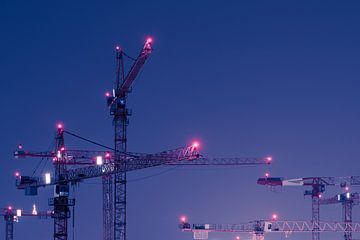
(2, 206), (52, 240)
(15, 38), (272, 240)
(52, 125), (75, 240)
(105, 38), (153, 240)
(257, 176), (360, 240)
(320, 192), (359, 240)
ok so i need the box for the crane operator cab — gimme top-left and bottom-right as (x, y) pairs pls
(54, 184), (69, 197)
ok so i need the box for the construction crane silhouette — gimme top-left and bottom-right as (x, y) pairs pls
(15, 125), (271, 240)
(103, 38), (154, 240)
(15, 125), (201, 240)
(2, 205), (52, 240)
(179, 217), (360, 240)
(257, 176), (360, 240)
(320, 191), (359, 240)
(14, 38), (272, 240)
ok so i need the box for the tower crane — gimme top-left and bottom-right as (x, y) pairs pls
(320, 191), (359, 240)
(103, 38), (154, 240)
(2, 205), (52, 240)
(15, 38), (272, 240)
(257, 176), (360, 240)
(15, 124), (201, 240)
(15, 125), (271, 240)
(179, 217), (360, 240)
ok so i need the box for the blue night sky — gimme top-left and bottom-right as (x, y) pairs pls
(1, 1), (360, 240)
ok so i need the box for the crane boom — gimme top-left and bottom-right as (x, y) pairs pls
(181, 220), (360, 233)
(171, 156), (271, 166)
(320, 192), (359, 205)
(16, 144), (200, 189)
(180, 220), (360, 240)
(15, 150), (271, 189)
(257, 176), (360, 240)
(119, 38), (153, 95)
(257, 176), (360, 187)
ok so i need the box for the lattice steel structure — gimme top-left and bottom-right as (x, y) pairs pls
(257, 176), (360, 240)
(2, 206), (51, 240)
(180, 219), (360, 240)
(320, 192), (360, 240)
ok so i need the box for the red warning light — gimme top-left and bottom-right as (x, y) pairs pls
(57, 123), (63, 129)
(235, 236), (240, 240)
(105, 92), (111, 97)
(146, 37), (153, 44)
(265, 156), (272, 163)
(115, 46), (120, 50)
(60, 147), (65, 151)
(18, 144), (23, 150)
(105, 152), (111, 158)
(272, 214), (278, 221)
(180, 216), (187, 223)
(8, 206), (12, 211)
(192, 141), (199, 148)
(265, 172), (270, 178)
(345, 186), (350, 192)
(14, 171), (20, 178)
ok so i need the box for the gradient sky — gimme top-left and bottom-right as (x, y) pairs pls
(1, 1), (360, 240)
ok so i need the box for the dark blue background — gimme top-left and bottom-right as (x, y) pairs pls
(1, 1), (360, 239)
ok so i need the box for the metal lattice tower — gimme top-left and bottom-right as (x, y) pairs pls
(320, 192), (360, 240)
(113, 47), (127, 240)
(105, 39), (153, 240)
(2, 207), (52, 240)
(50, 126), (75, 240)
(257, 176), (360, 240)
(308, 180), (323, 240)
(4, 209), (14, 240)
(14, 38), (272, 240)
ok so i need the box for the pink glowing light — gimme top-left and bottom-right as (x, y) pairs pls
(265, 172), (270, 178)
(57, 123), (63, 129)
(192, 141), (199, 148)
(115, 46), (120, 50)
(272, 214), (278, 221)
(180, 216), (187, 223)
(8, 206), (12, 211)
(14, 171), (20, 177)
(18, 144), (23, 150)
(105, 92), (111, 97)
(105, 152), (111, 158)
(345, 186), (350, 192)
(60, 147), (65, 151)
(235, 236), (240, 240)
(265, 156), (272, 162)
(318, 194), (323, 198)
(146, 37), (153, 44)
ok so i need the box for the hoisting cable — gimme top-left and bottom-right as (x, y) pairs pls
(32, 139), (54, 176)
(63, 130), (136, 157)
(123, 51), (137, 61)
(64, 130), (114, 151)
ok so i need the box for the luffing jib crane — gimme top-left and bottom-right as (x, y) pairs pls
(15, 38), (272, 240)
(103, 37), (272, 240)
(103, 38), (154, 240)
(257, 176), (360, 240)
